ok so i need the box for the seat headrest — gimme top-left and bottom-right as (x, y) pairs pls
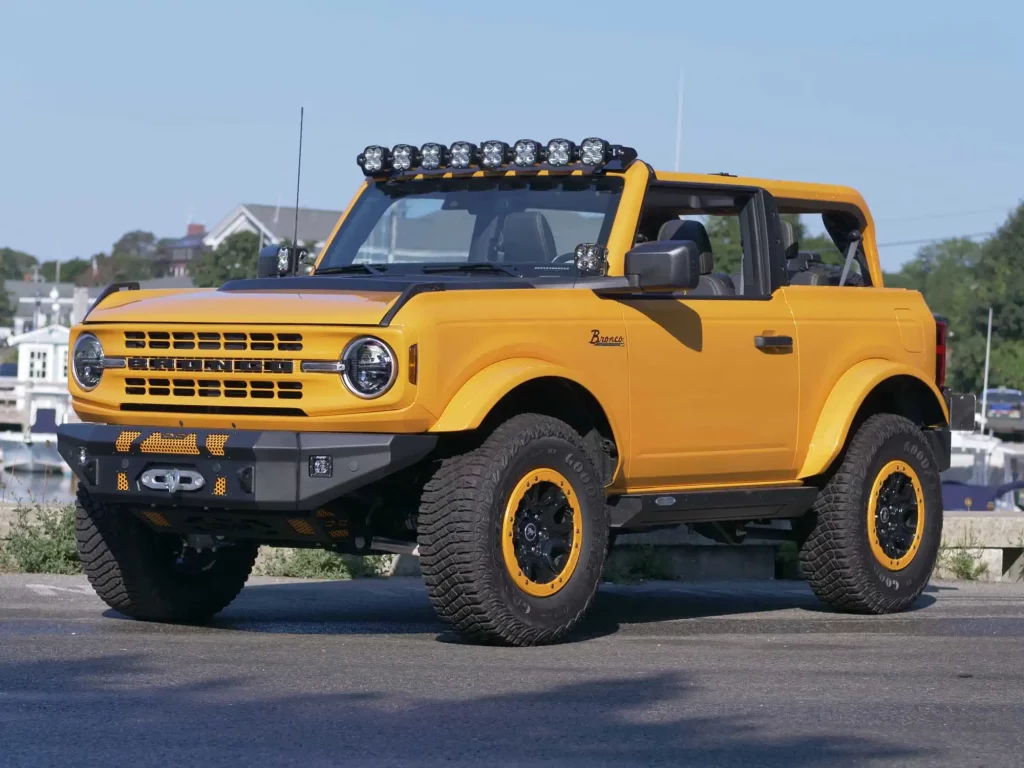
(780, 220), (799, 260)
(788, 251), (822, 271)
(657, 219), (714, 274)
(501, 211), (558, 264)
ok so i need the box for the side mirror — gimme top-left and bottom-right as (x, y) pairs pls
(624, 240), (701, 291)
(257, 245), (310, 278)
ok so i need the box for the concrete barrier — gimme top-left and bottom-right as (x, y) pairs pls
(940, 511), (1024, 582)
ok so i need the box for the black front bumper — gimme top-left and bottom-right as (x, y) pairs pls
(57, 423), (437, 512)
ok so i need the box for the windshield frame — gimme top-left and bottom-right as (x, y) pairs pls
(314, 174), (625, 277)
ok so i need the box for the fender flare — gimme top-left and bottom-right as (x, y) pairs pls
(429, 358), (591, 433)
(797, 359), (949, 479)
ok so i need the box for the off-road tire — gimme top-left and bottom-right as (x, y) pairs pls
(75, 487), (258, 622)
(417, 414), (609, 646)
(800, 414), (943, 614)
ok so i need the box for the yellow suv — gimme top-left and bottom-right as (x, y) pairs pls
(59, 138), (975, 645)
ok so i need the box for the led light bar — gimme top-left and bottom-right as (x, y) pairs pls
(355, 138), (635, 175)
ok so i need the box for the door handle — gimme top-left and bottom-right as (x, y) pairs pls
(754, 335), (793, 351)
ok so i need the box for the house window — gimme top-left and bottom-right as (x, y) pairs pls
(29, 349), (49, 380)
(61, 347), (68, 380)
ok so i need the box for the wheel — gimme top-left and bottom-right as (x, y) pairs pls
(800, 413), (943, 614)
(75, 487), (258, 622)
(417, 413), (609, 646)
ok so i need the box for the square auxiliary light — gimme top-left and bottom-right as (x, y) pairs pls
(357, 145), (391, 175)
(580, 137), (611, 166)
(480, 140), (510, 169)
(391, 144), (418, 172)
(449, 141), (478, 169)
(546, 138), (576, 167)
(309, 455), (333, 479)
(574, 243), (608, 276)
(420, 142), (448, 170)
(512, 139), (540, 167)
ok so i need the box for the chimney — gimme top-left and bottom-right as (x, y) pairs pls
(187, 223), (205, 236)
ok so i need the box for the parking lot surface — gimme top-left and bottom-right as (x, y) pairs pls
(2, 574), (1023, 767)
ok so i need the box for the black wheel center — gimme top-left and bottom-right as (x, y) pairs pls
(874, 472), (919, 560)
(511, 481), (575, 586)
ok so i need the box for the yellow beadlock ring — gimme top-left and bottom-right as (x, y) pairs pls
(501, 468), (582, 597)
(867, 460), (926, 571)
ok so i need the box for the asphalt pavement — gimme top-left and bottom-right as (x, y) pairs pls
(2, 574), (1024, 767)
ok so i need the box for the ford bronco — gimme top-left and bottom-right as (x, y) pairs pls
(59, 138), (975, 646)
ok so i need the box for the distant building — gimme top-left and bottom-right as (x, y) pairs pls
(204, 204), (344, 252)
(163, 223), (208, 277)
(2, 281), (100, 336)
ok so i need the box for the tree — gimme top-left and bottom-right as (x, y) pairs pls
(40, 258), (92, 284)
(189, 232), (261, 288)
(112, 230), (158, 260)
(1, 247), (39, 280)
(0, 284), (14, 328)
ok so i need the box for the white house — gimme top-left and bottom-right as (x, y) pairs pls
(1, 324), (74, 431)
(204, 204), (344, 252)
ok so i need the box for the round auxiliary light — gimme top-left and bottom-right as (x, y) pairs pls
(449, 141), (478, 169)
(391, 144), (418, 172)
(342, 336), (397, 399)
(580, 137), (611, 166)
(72, 333), (105, 391)
(512, 139), (541, 167)
(480, 140), (510, 169)
(357, 145), (391, 175)
(574, 243), (608, 276)
(546, 138), (576, 167)
(420, 142), (448, 170)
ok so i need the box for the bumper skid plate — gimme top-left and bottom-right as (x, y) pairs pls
(57, 423), (437, 512)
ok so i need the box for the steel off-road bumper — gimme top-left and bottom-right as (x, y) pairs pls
(56, 423), (437, 512)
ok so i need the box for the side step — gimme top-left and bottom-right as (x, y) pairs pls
(608, 485), (819, 529)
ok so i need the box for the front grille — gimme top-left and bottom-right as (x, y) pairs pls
(126, 357), (295, 375)
(125, 377), (303, 400)
(124, 331), (303, 352)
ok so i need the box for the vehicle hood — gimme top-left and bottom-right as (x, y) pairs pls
(84, 287), (403, 327)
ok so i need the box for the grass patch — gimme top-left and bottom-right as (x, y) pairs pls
(602, 544), (674, 584)
(254, 547), (394, 579)
(938, 527), (989, 581)
(0, 502), (81, 575)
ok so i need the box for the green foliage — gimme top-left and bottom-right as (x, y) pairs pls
(254, 547), (393, 579)
(704, 216), (744, 276)
(0, 285), (15, 328)
(0, 503), (81, 575)
(0, 247), (39, 280)
(190, 232), (261, 288)
(39, 258), (92, 285)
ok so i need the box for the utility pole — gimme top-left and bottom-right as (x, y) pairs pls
(674, 68), (684, 173)
(980, 306), (993, 434)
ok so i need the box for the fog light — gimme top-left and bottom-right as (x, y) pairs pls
(449, 141), (477, 169)
(420, 142), (447, 170)
(513, 139), (540, 167)
(391, 143), (418, 171)
(309, 455), (333, 478)
(77, 447), (89, 467)
(580, 137), (610, 166)
(546, 138), (576, 166)
(480, 140), (509, 169)
(574, 243), (608, 276)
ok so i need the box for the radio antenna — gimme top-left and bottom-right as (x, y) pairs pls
(292, 106), (304, 275)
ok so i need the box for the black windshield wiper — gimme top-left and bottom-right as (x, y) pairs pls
(421, 263), (519, 277)
(314, 264), (388, 275)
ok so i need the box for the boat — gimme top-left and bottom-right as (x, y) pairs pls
(0, 407), (67, 474)
(941, 430), (1024, 512)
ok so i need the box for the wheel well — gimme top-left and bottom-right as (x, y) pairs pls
(853, 375), (946, 432)
(478, 377), (619, 485)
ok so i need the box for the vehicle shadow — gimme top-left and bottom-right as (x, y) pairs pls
(98, 578), (937, 643)
(0, 653), (926, 767)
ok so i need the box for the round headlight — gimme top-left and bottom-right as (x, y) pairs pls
(72, 333), (104, 391)
(342, 337), (397, 399)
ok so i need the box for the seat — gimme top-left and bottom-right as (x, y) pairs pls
(501, 211), (558, 264)
(657, 219), (734, 296)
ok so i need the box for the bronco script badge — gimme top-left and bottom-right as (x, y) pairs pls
(590, 329), (625, 347)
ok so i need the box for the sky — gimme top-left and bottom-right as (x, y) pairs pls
(1, 0), (1022, 272)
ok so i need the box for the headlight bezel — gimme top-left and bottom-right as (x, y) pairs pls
(341, 336), (398, 400)
(72, 332), (105, 391)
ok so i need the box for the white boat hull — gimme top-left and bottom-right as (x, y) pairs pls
(0, 434), (67, 474)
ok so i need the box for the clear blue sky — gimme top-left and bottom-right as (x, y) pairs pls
(2, 0), (1021, 271)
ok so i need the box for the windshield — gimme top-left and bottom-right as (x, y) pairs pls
(317, 176), (624, 276)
